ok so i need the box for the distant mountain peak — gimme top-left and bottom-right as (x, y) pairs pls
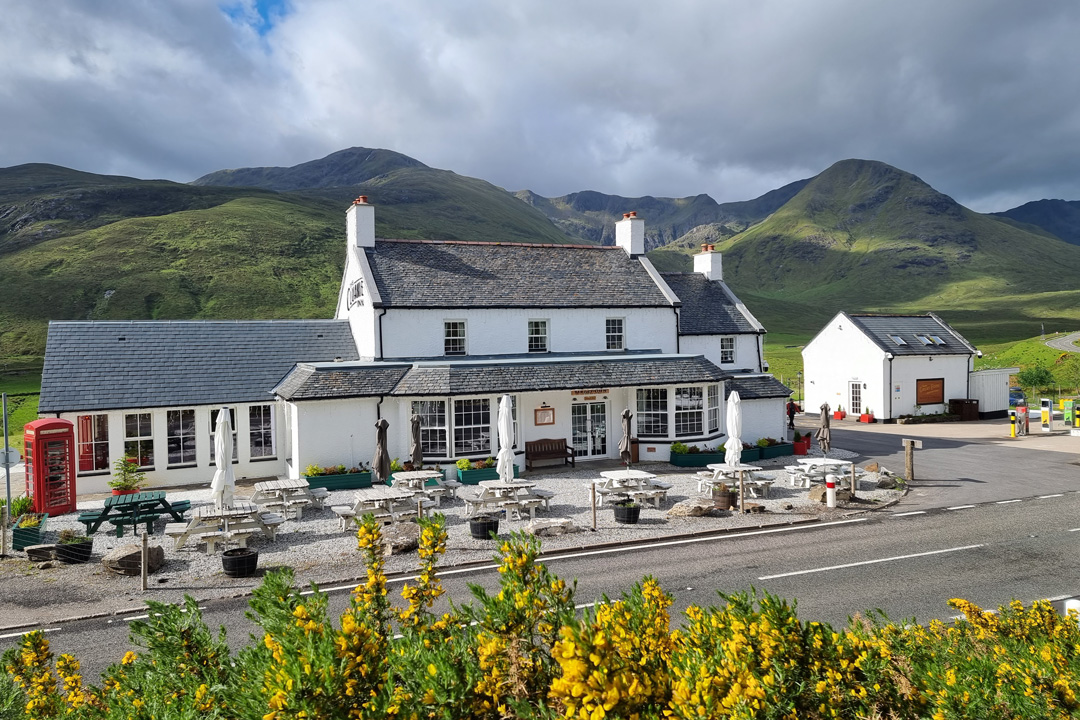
(192, 147), (427, 191)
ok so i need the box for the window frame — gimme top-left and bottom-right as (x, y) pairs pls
(606, 317), (625, 350)
(674, 386), (705, 437)
(528, 319), (549, 353)
(77, 414), (110, 474)
(123, 412), (154, 469)
(444, 320), (467, 356)
(166, 408), (197, 467)
(636, 388), (669, 438)
(411, 400), (449, 457)
(453, 397), (491, 456)
(209, 407), (239, 464)
(249, 404), (276, 461)
(720, 336), (735, 364)
(707, 384), (721, 433)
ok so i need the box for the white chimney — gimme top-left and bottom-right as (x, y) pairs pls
(694, 244), (722, 281)
(346, 195), (375, 248)
(615, 211), (645, 256)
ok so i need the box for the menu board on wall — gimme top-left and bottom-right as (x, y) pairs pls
(916, 378), (944, 405)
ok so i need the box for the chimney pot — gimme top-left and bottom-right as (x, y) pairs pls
(622, 212), (631, 219)
(354, 195), (369, 205)
(701, 244), (709, 252)
(628, 211), (637, 218)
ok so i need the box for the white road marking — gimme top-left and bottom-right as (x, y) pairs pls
(1068, 528), (1080, 533)
(892, 511), (926, 517)
(1040, 494), (1064, 499)
(0, 627), (60, 640)
(757, 544), (985, 580)
(123, 607), (206, 621)
(996, 499), (1022, 504)
(947, 505), (976, 510)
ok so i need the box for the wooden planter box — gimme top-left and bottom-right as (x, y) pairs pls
(457, 465), (519, 485)
(759, 443), (794, 459)
(739, 447), (762, 463)
(13, 513), (48, 552)
(793, 440), (809, 456)
(669, 452), (725, 467)
(304, 472), (372, 490)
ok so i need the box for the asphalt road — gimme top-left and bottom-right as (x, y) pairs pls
(1046, 331), (1080, 353)
(9, 490), (1080, 685)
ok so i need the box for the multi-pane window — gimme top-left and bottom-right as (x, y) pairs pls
(528, 320), (549, 353)
(166, 409), (197, 466)
(606, 318), (624, 350)
(124, 413), (154, 468)
(720, 337), (735, 364)
(77, 414), (109, 472)
(444, 321), (466, 355)
(454, 398), (491, 455)
(209, 407), (238, 463)
(411, 400), (448, 456)
(707, 384), (721, 433)
(636, 389), (668, 437)
(249, 405), (276, 459)
(674, 387), (704, 437)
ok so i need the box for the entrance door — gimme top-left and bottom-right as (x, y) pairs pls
(849, 382), (862, 415)
(571, 402), (608, 458)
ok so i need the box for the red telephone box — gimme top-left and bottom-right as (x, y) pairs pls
(23, 418), (78, 516)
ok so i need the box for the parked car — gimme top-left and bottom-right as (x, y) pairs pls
(1009, 387), (1026, 406)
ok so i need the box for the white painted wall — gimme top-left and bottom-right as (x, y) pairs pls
(289, 397), (381, 477)
(803, 314), (888, 417)
(740, 398), (787, 443)
(889, 355), (971, 417)
(680, 334), (762, 372)
(969, 367), (1017, 416)
(379, 307), (678, 358)
(62, 403), (286, 494)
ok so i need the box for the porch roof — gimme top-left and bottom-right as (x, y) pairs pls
(725, 374), (792, 400)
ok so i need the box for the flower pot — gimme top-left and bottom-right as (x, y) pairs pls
(613, 502), (641, 524)
(739, 447), (762, 463)
(859, 414), (875, 423)
(12, 513), (48, 551)
(793, 441), (809, 456)
(111, 488), (139, 496)
(711, 490), (736, 511)
(833, 411), (846, 421)
(669, 452), (726, 467)
(56, 540), (93, 564)
(222, 548), (259, 578)
(759, 443), (795, 459)
(469, 515), (500, 539)
(457, 465), (519, 485)
(304, 471), (372, 490)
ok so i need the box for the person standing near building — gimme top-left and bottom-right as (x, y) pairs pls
(786, 399), (797, 429)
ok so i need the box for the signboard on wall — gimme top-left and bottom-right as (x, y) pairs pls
(915, 378), (944, 405)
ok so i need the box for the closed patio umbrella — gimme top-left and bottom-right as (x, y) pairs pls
(496, 395), (515, 483)
(723, 391), (743, 467)
(410, 413), (423, 468)
(210, 407), (235, 510)
(373, 418), (391, 485)
(618, 408), (633, 467)
(816, 404), (831, 456)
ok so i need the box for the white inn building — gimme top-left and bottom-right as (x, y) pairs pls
(38, 198), (791, 492)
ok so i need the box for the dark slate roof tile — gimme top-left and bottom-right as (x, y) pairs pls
(275, 364), (411, 400)
(846, 314), (976, 356)
(660, 273), (757, 334)
(726, 375), (792, 400)
(39, 320), (359, 412)
(366, 240), (673, 308)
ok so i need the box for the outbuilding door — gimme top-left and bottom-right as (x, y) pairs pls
(849, 382), (862, 415)
(571, 402), (608, 458)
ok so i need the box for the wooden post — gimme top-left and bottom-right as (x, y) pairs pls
(850, 462), (856, 497)
(591, 484), (597, 531)
(739, 470), (746, 514)
(141, 530), (148, 592)
(902, 438), (921, 483)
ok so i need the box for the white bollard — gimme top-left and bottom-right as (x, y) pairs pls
(826, 476), (837, 508)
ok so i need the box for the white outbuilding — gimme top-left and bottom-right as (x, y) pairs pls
(803, 312), (1010, 420)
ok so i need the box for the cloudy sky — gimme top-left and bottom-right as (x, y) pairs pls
(3, 1), (1079, 211)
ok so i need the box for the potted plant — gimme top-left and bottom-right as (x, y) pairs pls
(303, 463), (372, 490)
(792, 431), (809, 456)
(2, 496), (33, 526)
(55, 529), (94, 564)
(222, 547), (259, 578)
(668, 441), (727, 467)
(468, 514), (500, 539)
(859, 407), (876, 423)
(833, 405), (847, 421)
(739, 442), (762, 463)
(612, 499), (641, 524)
(456, 457), (518, 485)
(757, 437), (795, 459)
(12, 512), (48, 551)
(108, 457), (145, 496)
(711, 482), (736, 511)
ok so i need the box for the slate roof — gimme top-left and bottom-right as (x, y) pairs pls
(846, 313), (977, 356)
(274, 353), (730, 400)
(725, 374), (793, 400)
(660, 273), (759, 335)
(39, 320), (360, 412)
(364, 240), (674, 308)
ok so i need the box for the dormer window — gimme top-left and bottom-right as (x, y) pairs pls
(889, 335), (907, 346)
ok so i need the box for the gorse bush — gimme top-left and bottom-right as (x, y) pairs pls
(4, 513), (1080, 718)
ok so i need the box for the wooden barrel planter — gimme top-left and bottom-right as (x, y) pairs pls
(468, 515), (500, 539)
(222, 548), (259, 578)
(612, 501), (641, 524)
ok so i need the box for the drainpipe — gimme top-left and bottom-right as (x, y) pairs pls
(376, 308), (388, 360)
(375, 396), (384, 420)
(886, 353), (894, 419)
(756, 332), (764, 372)
(673, 307), (680, 353)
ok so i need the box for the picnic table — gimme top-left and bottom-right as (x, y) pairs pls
(250, 478), (328, 519)
(331, 485), (428, 529)
(794, 457), (859, 493)
(705, 463), (762, 514)
(164, 501), (283, 553)
(466, 479), (548, 521)
(78, 491), (191, 537)
(701, 463), (771, 499)
(391, 470), (450, 506)
(592, 470), (672, 508)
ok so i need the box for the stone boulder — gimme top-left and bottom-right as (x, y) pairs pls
(864, 462), (880, 473)
(808, 486), (853, 504)
(876, 475), (899, 489)
(667, 498), (724, 518)
(102, 544), (165, 576)
(382, 523), (420, 555)
(24, 544), (56, 562)
(526, 518), (581, 537)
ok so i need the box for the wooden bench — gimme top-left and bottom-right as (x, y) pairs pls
(109, 513), (161, 538)
(529, 488), (556, 510)
(525, 438), (576, 471)
(308, 488), (329, 509)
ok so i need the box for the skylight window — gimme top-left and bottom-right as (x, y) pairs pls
(930, 335), (946, 345)
(889, 335), (907, 345)
(916, 334), (933, 345)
